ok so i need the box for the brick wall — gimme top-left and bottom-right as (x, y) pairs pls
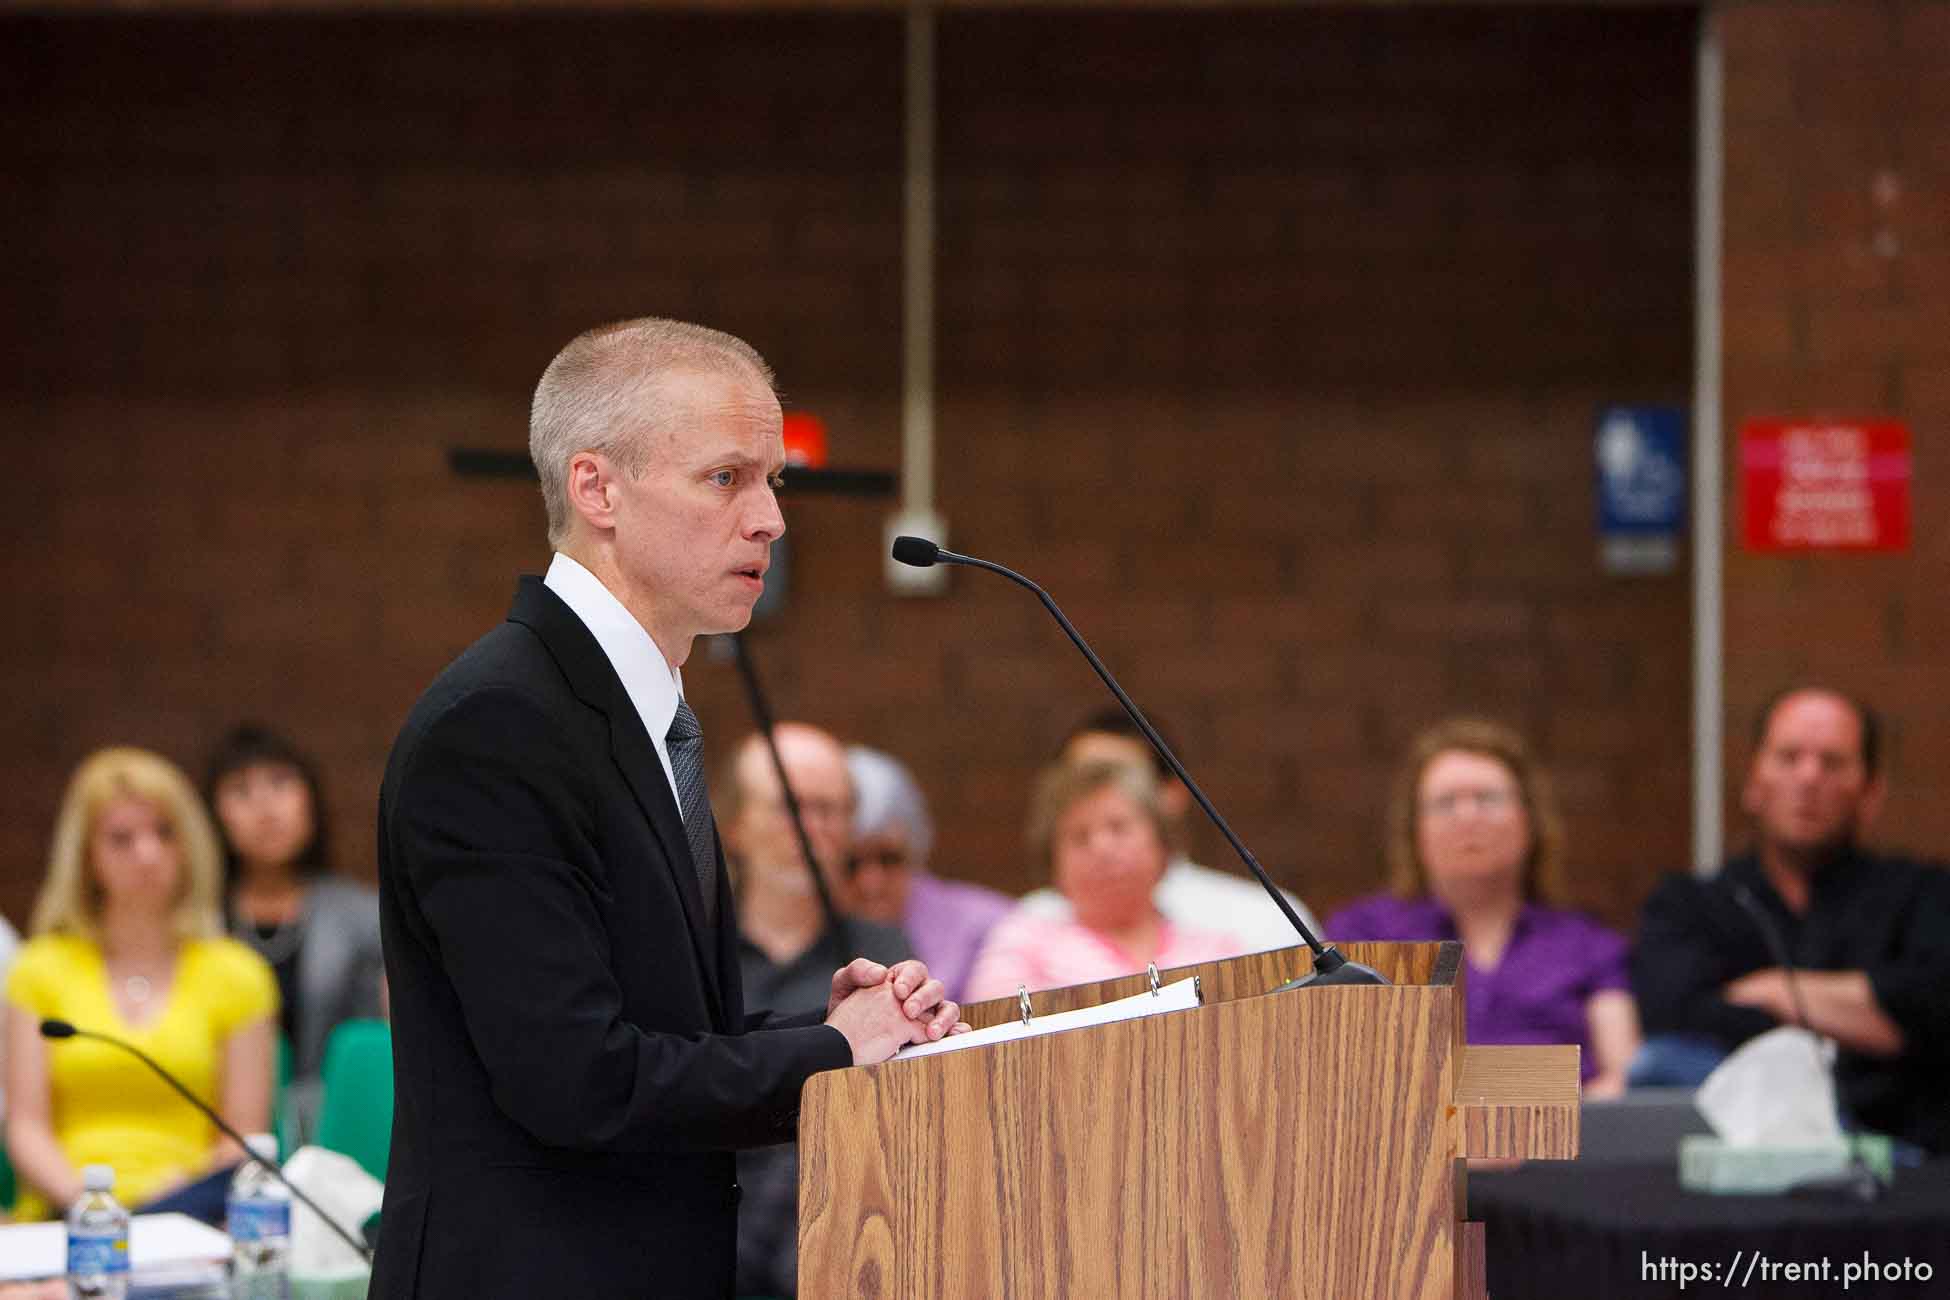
(1718, 0), (1950, 862)
(2, 7), (1702, 934)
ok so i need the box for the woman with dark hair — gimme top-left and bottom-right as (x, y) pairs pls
(205, 724), (384, 1082)
(1326, 717), (1639, 1097)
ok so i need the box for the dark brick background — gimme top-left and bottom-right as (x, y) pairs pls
(2, 3), (1941, 936)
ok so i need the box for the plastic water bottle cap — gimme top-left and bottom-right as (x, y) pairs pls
(245, 1133), (279, 1162)
(81, 1164), (115, 1193)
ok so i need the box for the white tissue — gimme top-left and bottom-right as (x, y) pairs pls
(282, 1145), (385, 1279)
(1695, 1026), (1845, 1148)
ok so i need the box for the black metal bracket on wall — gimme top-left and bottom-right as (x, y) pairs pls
(447, 449), (895, 498)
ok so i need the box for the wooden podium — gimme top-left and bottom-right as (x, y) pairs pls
(797, 941), (1578, 1299)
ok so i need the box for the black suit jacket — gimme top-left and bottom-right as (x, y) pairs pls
(369, 578), (851, 1299)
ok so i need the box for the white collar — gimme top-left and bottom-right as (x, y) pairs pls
(543, 551), (683, 799)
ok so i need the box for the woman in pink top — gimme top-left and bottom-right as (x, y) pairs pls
(964, 761), (1240, 1003)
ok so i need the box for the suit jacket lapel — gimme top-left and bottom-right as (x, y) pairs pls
(508, 577), (728, 1028)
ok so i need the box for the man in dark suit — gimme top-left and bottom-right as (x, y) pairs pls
(370, 318), (963, 1299)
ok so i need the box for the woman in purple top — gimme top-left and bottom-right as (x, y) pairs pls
(844, 746), (1012, 1003)
(1326, 718), (1640, 1096)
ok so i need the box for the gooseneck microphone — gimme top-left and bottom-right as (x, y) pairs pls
(892, 536), (1386, 989)
(1726, 886), (1883, 1203)
(40, 1018), (376, 1261)
(1729, 885), (1815, 1033)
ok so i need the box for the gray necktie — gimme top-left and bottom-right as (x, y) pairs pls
(666, 699), (718, 925)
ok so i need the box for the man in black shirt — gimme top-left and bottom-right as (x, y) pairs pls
(721, 721), (913, 1297)
(1631, 686), (1950, 1153)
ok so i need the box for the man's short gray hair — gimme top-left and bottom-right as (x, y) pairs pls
(528, 317), (776, 547)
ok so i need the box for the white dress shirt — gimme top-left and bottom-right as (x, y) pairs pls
(543, 551), (685, 812)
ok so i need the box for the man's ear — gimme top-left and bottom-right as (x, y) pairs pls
(1858, 774), (1888, 830)
(566, 450), (618, 533)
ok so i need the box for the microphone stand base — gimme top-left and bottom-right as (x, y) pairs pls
(1273, 951), (1392, 992)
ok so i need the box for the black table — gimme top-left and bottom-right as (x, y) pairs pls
(1470, 1161), (1950, 1299)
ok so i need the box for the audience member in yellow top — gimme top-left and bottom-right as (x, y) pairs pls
(3, 747), (278, 1221)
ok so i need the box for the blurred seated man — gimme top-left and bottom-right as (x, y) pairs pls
(844, 746), (1010, 1002)
(1327, 718), (1638, 1097)
(1631, 686), (1950, 1154)
(1018, 710), (1320, 952)
(722, 723), (909, 1298)
(965, 761), (1240, 1003)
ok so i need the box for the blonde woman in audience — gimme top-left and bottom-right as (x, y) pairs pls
(3, 748), (277, 1220)
(964, 761), (1240, 1003)
(1325, 717), (1639, 1097)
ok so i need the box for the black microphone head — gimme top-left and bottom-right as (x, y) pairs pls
(890, 535), (940, 568)
(40, 1018), (77, 1039)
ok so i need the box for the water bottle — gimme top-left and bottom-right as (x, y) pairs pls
(226, 1133), (292, 1298)
(66, 1163), (130, 1300)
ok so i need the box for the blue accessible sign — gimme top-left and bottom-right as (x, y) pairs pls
(1595, 405), (1687, 575)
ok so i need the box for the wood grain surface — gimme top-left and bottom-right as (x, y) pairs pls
(798, 942), (1578, 1298)
(955, 940), (1440, 1032)
(1457, 1044), (1582, 1160)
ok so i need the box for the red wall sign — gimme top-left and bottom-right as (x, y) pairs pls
(1740, 418), (1910, 552)
(782, 411), (828, 469)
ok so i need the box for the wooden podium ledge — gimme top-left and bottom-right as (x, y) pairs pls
(1457, 1044), (1581, 1160)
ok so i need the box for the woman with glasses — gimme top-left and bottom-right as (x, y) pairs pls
(1325, 718), (1640, 1097)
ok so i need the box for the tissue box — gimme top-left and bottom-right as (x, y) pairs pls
(1678, 1134), (1891, 1194)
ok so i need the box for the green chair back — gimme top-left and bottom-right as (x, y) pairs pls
(315, 1019), (394, 1182)
(271, 1030), (297, 1156)
(0, 1140), (15, 1211)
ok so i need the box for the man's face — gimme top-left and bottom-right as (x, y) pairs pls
(725, 726), (856, 900)
(607, 365), (786, 664)
(1742, 690), (1881, 860)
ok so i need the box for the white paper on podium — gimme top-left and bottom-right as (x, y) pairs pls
(895, 975), (1201, 1061)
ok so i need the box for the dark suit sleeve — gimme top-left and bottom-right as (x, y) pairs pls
(749, 1007), (828, 1033)
(1630, 874), (1777, 1048)
(347, 886), (387, 1022)
(1864, 868), (1950, 1053)
(393, 686), (852, 1153)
